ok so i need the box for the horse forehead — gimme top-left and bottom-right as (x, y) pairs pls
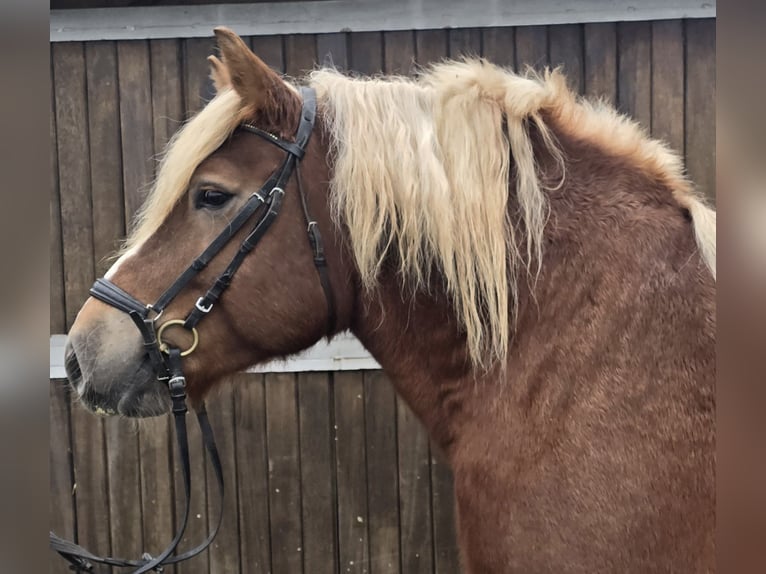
(194, 133), (280, 179)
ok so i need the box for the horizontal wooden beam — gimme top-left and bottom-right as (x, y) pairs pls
(50, 332), (381, 378)
(50, 0), (716, 42)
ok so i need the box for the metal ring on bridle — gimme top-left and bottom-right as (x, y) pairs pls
(157, 320), (199, 357)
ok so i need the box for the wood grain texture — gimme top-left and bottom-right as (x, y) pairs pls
(298, 372), (337, 574)
(117, 40), (154, 229)
(384, 30), (416, 76)
(265, 373), (303, 574)
(482, 27), (515, 69)
(349, 31), (383, 75)
(285, 34), (317, 78)
(49, 381), (76, 574)
(651, 20), (685, 153)
(69, 402), (112, 561)
(584, 22), (617, 102)
(685, 18), (716, 202)
(105, 416), (143, 560)
(317, 33), (349, 70)
(206, 385), (242, 573)
(137, 416), (175, 560)
(250, 35), (284, 72)
(396, 396), (433, 574)
(415, 29), (448, 66)
(549, 24), (584, 94)
(448, 28), (481, 59)
(430, 444), (460, 574)
(333, 372), (370, 573)
(184, 37), (216, 116)
(515, 25), (548, 71)
(49, 64), (66, 334)
(234, 374), (272, 574)
(53, 42), (95, 329)
(150, 38), (185, 155)
(364, 372), (400, 574)
(618, 21), (652, 130)
(86, 41), (124, 277)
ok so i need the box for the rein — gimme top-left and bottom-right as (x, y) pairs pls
(50, 87), (334, 572)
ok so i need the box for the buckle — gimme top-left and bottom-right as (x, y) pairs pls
(195, 297), (213, 314)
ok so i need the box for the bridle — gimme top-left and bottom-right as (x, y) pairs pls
(50, 86), (334, 572)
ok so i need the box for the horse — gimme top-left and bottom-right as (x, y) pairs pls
(63, 27), (716, 573)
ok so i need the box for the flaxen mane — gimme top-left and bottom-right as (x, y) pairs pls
(127, 59), (717, 367)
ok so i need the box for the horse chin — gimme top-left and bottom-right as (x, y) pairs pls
(72, 351), (172, 418)
(114, 380), (172, 418)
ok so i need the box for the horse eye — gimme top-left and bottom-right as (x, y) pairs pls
(196, 189), (233, 209)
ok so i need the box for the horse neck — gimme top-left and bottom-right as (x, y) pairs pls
(347, 121), (714, 461)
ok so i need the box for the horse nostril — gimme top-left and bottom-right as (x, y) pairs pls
(64, 342), (82, 389)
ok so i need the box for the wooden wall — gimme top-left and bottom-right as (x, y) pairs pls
(50, 20), (716, 573)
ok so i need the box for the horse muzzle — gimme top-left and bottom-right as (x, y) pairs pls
(64, 338), (171, 418)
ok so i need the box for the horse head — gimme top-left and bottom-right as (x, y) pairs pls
(65, 28), (351, 416)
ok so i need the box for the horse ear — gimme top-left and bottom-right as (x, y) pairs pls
(207, 55), (231, 92)
(213, 26), (286, 111)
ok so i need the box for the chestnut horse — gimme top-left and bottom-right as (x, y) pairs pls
(65, 27), (716, 573)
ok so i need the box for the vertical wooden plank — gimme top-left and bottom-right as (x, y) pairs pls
(549, 24), (584, 94)
(250, 35), (285, 73)
(235, 374), (272, 574)
(397, 397), (433, 574)
(384, 30), (416, 76)
(584, 22), (617, 102)
(49, 57), (65, 335)
(651, 20), (684, 152)
(349, 31), (383, 75)
(49, 381), (75, 574)
(137, 416), (176, 560)
(206, 385), (241, 574)
(515, 25), (548, 71)
(448, 28), (482, 59)
(69, 404), (111, 561)
(364, 372), (400, 574)
(298, 372), (337, 574)
(150, 38), (185, 155)
(317, 33), (349, 70)
(285, 34), (318, 78)
(430, 446), (460, 574)
(105, 416), (143, 560)
(117, 40), (154, 230)
(334, 372), (369, 573)
(86, 41), (124, 278)
(685, 19), (716, 202)
(617, 21), (652, 129)
(184, 36), (216, 116)
(266, 373), (304, 574)
(53, 42), (94, 329)
(482, 27), (515, 70)
(415, 29), (448, 67)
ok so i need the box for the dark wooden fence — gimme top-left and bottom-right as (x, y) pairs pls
(50, 20), (716, 573)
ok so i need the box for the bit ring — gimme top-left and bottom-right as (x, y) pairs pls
(157, 320), (199, 357)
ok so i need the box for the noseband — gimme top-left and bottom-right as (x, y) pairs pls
(50, 87), (334, 572)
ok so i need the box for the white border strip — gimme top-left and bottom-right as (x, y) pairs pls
(50, 332), (380, 378)
(50, 0), (716, 42)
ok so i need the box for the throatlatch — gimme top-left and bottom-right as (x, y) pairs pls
(51, 87), (335, 572)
